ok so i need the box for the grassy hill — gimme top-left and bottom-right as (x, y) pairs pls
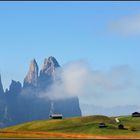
(0, 115), (140, 138)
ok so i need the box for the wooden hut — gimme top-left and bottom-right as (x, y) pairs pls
(132, 112), (140, 117)
(99, 123), (107, 128)
(49, 114), (63, 119)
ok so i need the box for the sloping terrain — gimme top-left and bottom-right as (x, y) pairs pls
(1, 115), (140, 138)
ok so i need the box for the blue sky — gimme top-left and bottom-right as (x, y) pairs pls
(0, 2), (140, 107)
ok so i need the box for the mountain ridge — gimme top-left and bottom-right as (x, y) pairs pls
(0, 56), (81, 128)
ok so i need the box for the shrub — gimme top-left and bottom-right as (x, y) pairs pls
(130, 126), (137, 131)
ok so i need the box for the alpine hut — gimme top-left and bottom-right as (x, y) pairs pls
(49, 114), (63, 119)
(132, 112), (140, 117)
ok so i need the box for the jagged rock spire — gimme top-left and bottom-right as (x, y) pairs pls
(41, 56), (60, 75)
(23, 59), (39, 88)
(0, 75), (4, 94)
(38, 56), (60, 91)
(23, 56), (60, 90)
(9, 80), (22, 95)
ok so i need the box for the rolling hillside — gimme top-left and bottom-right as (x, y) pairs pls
(0, 115), (140, 138)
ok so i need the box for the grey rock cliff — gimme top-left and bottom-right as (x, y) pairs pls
(9, 80), (22, 95)
(38, 56), (60, 90)
(40, 56), (60, 79)
(0, 75), (4, 94)
(23, 59), (39, 88)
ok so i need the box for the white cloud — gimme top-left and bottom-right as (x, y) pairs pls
(108, 14), (140, 36)
(38, 60), (135, 101)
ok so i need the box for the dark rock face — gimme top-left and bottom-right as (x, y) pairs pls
(5, 80), (22, 98)
(53, 97), (82, 118)
(4, 80), (22, 127)
(0, 56), (81, 127)
(0, 75), (4, 95)
(9, 80), (22, 95)
(0, 76), (10, 127)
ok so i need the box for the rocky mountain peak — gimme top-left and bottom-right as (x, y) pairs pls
(48, 56), (60, 67)
(9, 80), (22, 94)
(0, 57), (81, 128)
(0, 75), (4, 94)
(23, 59), (39, 88)
(42, 56), (60, 74)
(38, 56), (60, 91)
